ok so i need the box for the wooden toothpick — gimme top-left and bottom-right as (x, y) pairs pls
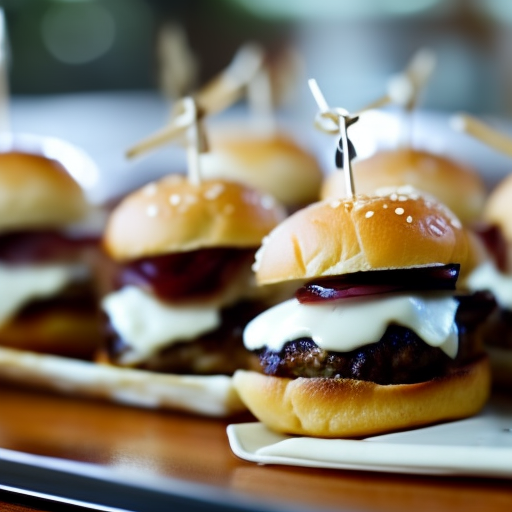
(157, 22), (198, 99)
(451, 113), (512, 158)
(195, 43), (264, 117)
(356, 47), (436, 115)
(181, 97), (208, 186)
(247, 66), (275, 135)
(0, 9), (10, 134)
(126, 43), (264, 160)
(126, 98), (195, 159)
(308, 78), (357, 198)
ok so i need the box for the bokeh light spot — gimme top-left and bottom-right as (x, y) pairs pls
(41, 1), (116, 65)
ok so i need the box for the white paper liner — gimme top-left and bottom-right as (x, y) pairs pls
(0, 346), (246, 417)
(227, 397), (512, 477)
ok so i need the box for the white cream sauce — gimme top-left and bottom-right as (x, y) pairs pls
(101, 286), (221, 364)
(243, 292), (459, 358)
(0, 263), (80, 327)
(466, 261), (512, 310)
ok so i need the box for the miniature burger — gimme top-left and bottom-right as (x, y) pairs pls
(233, 189), (493, 437)
(0, 147), (102, 359)
(232, 82), (494, 438)
(100, 174), (285, 375)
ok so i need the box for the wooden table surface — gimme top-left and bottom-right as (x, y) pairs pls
(0, 384), (510, 512)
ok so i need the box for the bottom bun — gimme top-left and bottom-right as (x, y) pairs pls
(233, 357), (490, 438)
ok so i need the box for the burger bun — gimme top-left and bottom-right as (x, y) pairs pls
(233, 356), (490, 438)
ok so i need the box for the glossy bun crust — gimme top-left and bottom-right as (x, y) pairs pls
(321, 149), (486, 224)
(233, 356), (490, 437)
(254, 188), (474, 285)
(0, 151), (88, 231)
(104, 175), (286, 261)
(201, 131), (323, 207)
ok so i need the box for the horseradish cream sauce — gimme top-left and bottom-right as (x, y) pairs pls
(466, 261), (512, 310)
(102, 286), (221, 364)
(244, 292), (459, 358)
(0, 263), (81, 327)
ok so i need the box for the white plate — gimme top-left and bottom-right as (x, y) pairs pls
(0, 347), (246, 417)
(227, 396), (512, 478)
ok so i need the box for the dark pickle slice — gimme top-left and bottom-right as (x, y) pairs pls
(296, 264), (460, 303)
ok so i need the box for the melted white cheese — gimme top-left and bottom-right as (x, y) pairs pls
(243, 293), (459, 359)
(101, 286), (221, 365)
(466, 261), (512, 309)
(0, 263), (79, 328)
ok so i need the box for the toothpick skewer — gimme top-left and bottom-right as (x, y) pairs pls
(337, 114), (354, 198)
(451, 113), (512, 159)
(126, 100), (194, 159)
(308, 78), (356, 198)
(0, 9), (10, 133)
(355, 47), (436, 115)
(157, 22), (198, 99)
(127, 43), (264, 160)
(308, 78), (329, 112)
(195, 43), (264, 116)
(247, 66), (276, 134)
(178, 97), (208, 186)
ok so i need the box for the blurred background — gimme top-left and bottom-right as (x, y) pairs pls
(2, 0), (512, 113)
(2, 0), (512, 201)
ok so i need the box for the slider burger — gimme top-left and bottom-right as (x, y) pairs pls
(0, 149), (102, 359)
(466, 173), (512, 387)
(449, 112), (512, 388)
(100, 174), (286, 375)
(233, 188), (494, 437)
(200, 128), (324, 211)
(321, 147), (487, 225)
(196, 44), (323, 211)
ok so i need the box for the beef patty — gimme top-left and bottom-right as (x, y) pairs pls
(255, 291), (496, 385)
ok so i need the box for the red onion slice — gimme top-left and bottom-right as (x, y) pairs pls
(118, 248), (254, 301)
(0, 230), (99, 264)
(296, 264), (460, 303)
(472, 222), (508, 273)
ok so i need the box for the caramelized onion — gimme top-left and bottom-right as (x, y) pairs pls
(296, 264), (460, 303)
(0, 230), (99, 264)
(118, 248), (254, 301)
(472, 222), (508, 273)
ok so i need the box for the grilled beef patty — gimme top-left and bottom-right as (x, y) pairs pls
(103, 300), (263, 375)
(255, 291), (496, 385)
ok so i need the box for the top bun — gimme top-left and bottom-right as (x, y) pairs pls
(254, 187), (474, 285)
(104, 175), (286, 261)
(0, 151), (88, 232)
(200, 130), (323, 207)
(320, 148), (486, 224)
(484, 173), (512, 242)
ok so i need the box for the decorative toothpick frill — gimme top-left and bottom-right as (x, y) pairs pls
(451, 113), (512, 159)
(308, 78), (359, 199)
(247, 65), (276, 135)
(127, 96), (207, 186)
(157, 22), (199, 99)
(182, 97), (208, 186)
(196, 43), (264, 117)
(357, 48), (436, 115)
(127, 43), (264, 161)
(357, 48), (436, 148)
